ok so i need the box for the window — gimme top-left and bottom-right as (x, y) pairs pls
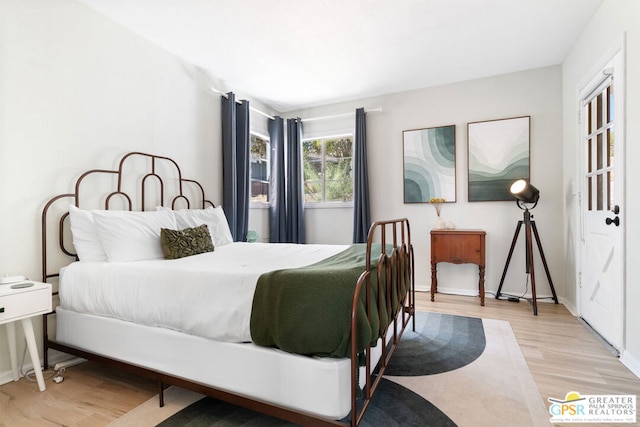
(250, 133), (269, 203)
(302, 136), (353, 203)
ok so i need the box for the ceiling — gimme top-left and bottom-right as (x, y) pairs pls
(80, 0), (603, 113)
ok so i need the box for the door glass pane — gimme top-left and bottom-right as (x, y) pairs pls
(587, 176), (593, 211)
(608, 127), (614, 211)
(596, 93), (603, 129)
(597, 174), (603, 211)
(607, 128), (614, 167)
(588, 138), (593, 173)
(607, 85), (614, 123)
(597, 133), (603, 170)
(607, 171), (614, 211)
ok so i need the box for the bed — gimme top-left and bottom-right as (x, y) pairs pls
(41, 152), (415, 426)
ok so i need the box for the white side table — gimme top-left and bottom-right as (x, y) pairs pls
(0, 281), (52, 391)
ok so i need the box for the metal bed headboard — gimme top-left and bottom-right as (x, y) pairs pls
(41, 151), (214, 283)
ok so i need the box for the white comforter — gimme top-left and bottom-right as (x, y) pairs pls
(59, 242), (347, 343)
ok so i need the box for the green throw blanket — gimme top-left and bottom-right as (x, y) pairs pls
(250, 244), (393, 358)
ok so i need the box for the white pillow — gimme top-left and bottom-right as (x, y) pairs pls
(68, 205), (107, 262)
(92, 209), (177, 262)
(161, 206), (234, 246)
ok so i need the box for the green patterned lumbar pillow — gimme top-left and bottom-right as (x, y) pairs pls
(160, 224), (214, 260)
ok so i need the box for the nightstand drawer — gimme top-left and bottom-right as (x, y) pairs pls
(0, 284), (52, 324)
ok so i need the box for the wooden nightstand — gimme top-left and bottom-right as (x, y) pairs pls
(430, 229), (486, 306)
(0, 281), (52, 391)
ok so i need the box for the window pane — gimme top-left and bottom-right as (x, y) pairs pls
(325, 179), (353, 201)
(325, 156), (353, 202)
(250, 134), (269, 202)
(304, 181), (322, 202)
(303, 140), (323, 177)
(303, 140), (323, 202)
(325, 138), (353, 202)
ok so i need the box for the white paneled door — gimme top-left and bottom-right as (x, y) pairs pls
(580, 51), (625, 351)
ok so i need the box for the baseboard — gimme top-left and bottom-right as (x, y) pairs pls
(620, 350), (640, 380)
(415, 286), (478, 296)
(559, 297), (577, 315)
(0, 370), (17, 386)
(420, 286), (560, 303)
(0, 349), (76, 386)
(433, 287), (481, 298)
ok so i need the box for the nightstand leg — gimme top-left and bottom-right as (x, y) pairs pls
(431, 262), (437, 301)
(6, 322), (19, 381)
(21, 318), (46, 391)
(479, 265), (485, 306)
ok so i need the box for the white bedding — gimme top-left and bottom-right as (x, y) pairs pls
(59, 242), (347, 343)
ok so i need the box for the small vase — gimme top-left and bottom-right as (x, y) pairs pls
(436, 216), (446, 229)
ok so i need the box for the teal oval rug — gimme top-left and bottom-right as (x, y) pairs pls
(384, 311), (486, 376)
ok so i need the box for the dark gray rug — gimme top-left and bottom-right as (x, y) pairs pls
(384, 309), (485, 376)
(157, 312), (485, 426)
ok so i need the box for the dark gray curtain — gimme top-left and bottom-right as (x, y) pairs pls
(221, 92), (250, 242)
(353, 108), (371, 243)
(286, 118), (305, 243)
(268, 116), (287, 243)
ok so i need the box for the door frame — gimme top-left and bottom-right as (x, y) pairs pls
(576, 38), (626, 350)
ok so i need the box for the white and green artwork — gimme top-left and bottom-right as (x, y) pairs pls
(403, 125), (456, 203)
(467, 116), (530, 202)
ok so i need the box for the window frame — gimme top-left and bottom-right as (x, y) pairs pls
(249, 131), (270, 208)
(302, 133), (355, 208)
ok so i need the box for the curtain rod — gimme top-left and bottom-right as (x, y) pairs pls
(210, 87), (275, 120)
(300, 107), (382, 123)
(211, 86), (382, 122)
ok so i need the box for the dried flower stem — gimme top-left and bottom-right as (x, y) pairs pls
(429, 198), (445, 217)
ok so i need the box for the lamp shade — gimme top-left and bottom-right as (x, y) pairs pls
(510, 179), (539, 204)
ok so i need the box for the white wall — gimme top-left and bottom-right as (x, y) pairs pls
(0, 1), (221, 379)
(286, 66), (564, 299)
(562, 0), (640, 375)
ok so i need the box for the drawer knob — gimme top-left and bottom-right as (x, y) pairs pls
(0, 307), (4, 313)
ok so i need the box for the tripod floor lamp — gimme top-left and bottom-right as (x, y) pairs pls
(496, 179), (559, 315)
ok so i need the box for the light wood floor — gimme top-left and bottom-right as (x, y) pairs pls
(1, 291), (639, 426)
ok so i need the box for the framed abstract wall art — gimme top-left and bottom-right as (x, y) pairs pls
(467, 116), (530, 202)
(403, 124), (456, 203)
